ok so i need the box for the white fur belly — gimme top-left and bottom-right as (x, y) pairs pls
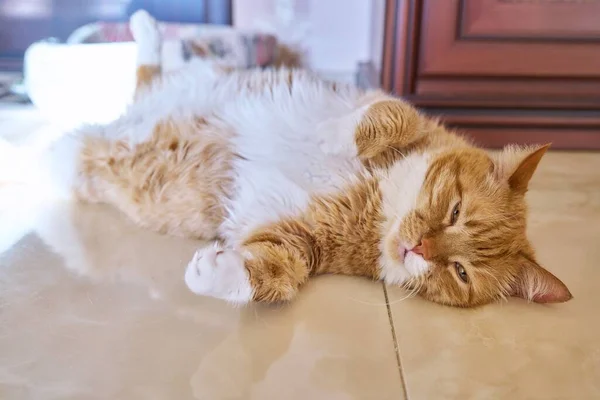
(214, 70), (368, 244)
(218, 160), (310, 245)
(219, 155), (364, 246)
(221, 115), (365, 246)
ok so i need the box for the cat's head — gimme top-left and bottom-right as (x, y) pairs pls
(379, 144), (572, 307)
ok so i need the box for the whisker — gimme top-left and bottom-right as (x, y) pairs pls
(383, 144), (407, 159)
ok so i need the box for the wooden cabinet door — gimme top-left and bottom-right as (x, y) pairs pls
(421, 0), (600, 77)
(383, 0), (600, 149)
(415, 0), (600, 108)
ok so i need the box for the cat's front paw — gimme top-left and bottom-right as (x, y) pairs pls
(184, 243), (253, 304)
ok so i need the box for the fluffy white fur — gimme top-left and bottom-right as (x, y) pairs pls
(4, 12), (432, 302)
(316, 105), (370, 157)
(31, 65), (373, 301)
(377, 153), (431, 284)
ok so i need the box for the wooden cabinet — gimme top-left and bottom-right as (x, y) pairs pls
(382, 0), (600, 149)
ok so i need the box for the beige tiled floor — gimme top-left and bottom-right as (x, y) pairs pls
(1, 107), (599, 399)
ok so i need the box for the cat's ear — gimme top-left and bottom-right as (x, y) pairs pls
(511, 252), (572, 304)
(493, 143), (551, 194)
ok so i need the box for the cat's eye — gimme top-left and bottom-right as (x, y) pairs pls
(455, 262), (468, 283)
(450, 202), (461, 225)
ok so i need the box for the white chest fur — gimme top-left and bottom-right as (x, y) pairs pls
(377, 153), (431, 284)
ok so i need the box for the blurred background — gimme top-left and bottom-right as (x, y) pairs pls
(1, 0), (599, 148)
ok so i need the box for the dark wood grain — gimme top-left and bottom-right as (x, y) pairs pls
(420, 0), (600, 77)
(460, 0), (600, 41)
(381, 0), (399, 92)
(382, 0), (419, 94)
(451, 127), (600, 150)
(381, 0), (600, 149)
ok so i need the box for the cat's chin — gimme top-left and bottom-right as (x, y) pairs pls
(396, 241), (429, 278)
(380, 242), (429, 286)
(403, 251), (430, 277)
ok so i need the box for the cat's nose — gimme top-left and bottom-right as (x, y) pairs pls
(411, 238), (432, 260)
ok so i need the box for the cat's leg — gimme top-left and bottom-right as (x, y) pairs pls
(77, 120), (233, 239)
(185, 220), (314, 304)
(184, 176), (396, 304)
(130, 10), (162, 98)
(319, 94), (425, 168)
(35, 118), (232, 240)
(353, 98), (424, 160)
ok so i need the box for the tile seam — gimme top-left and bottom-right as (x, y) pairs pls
(383, 283), (410, 400)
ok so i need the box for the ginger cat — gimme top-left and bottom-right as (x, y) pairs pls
(23, 11), (571, 307)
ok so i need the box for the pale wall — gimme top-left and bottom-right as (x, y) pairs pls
(233, 0), (385, 83)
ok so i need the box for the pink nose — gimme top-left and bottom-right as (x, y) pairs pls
(411, 238), (432, 260)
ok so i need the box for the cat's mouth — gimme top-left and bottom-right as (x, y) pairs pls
(384, 231), (430, 277)
(398, 239), (417, 261)
(400, 243), (430, 276)
(400, 246), (409, 262)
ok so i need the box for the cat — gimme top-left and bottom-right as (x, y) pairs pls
(9, 10), (571, 307)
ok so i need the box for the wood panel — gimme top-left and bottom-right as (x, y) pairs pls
(446, 127), (600, 150)
(407, 94), (600, 111)
(432, 109), (600, 149)
(414, 77), (600, 109)
(420, 0), (600, 77)
(379, 0), (600, 149)
(460, 0), (600, 40)
(432, 109), (600, 129)
(417, 78), (600, 98)
(382, 0), (419, 94)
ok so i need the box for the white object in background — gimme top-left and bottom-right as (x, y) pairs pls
(234, 0), (311, 61)
(233, 0), (384, 86)
(23, 39), (191, 127)
(24, 41), (137, 127)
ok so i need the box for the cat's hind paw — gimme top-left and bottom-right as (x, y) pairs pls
(130, 10), (160, 43)
(184, 243), (253, 304)
(130, 10), (161, 65)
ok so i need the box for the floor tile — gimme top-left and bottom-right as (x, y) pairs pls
(388, 152), (600, 399)
(0, 202), (405, 400)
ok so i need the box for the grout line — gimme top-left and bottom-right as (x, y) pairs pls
(383, 283), (410, 400)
